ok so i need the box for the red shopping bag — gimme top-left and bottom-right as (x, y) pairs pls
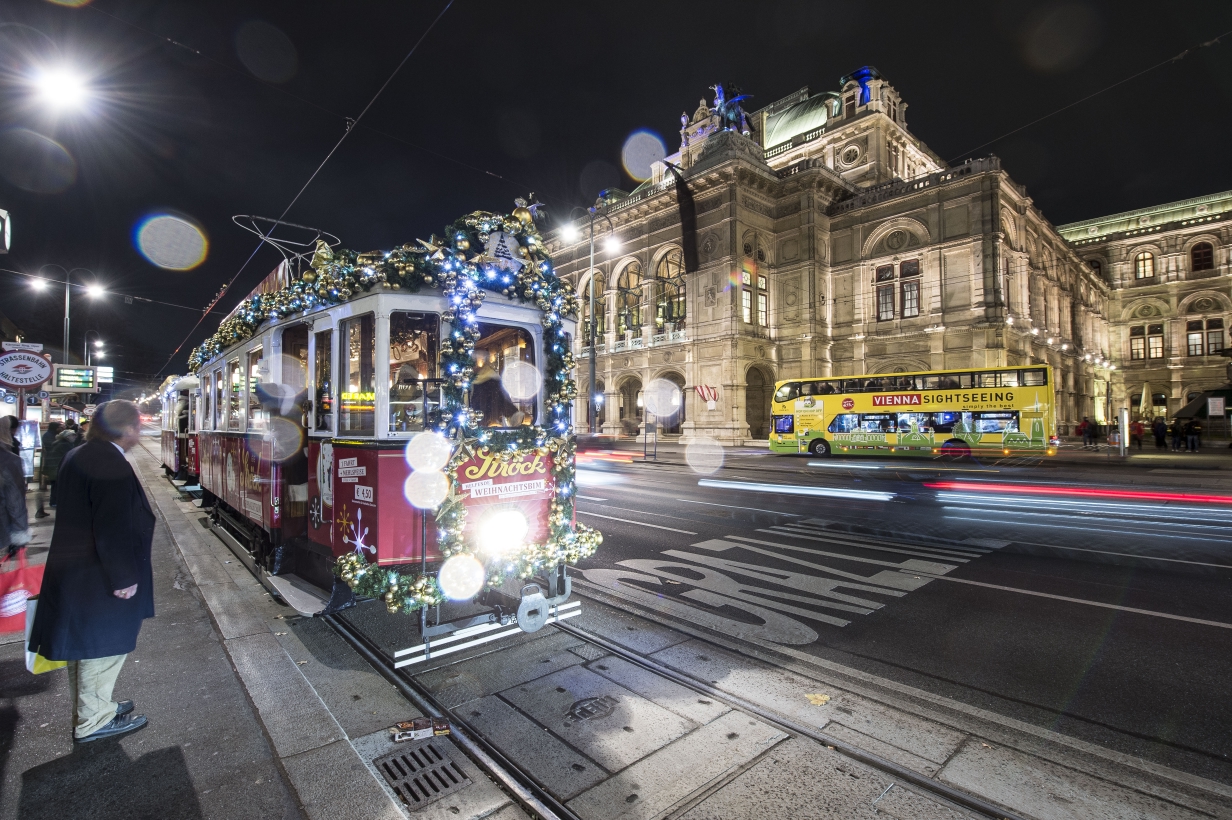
(0, 551), (43, 633)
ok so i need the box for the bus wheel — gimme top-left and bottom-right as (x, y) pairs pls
(810, 439), (831, 457)
(941, 439), (970, 459)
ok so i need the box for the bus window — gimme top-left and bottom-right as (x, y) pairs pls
(247, 348), (267, 432)
(919, 375), (940, 390)
(974, 411), (1019, 433)
(388, 312), (440, 434)
(929, 411), (959, 433)
(773, 415), (794, 434)
(1021, 369), (1047, 386)
(227, 360), (242, 430)
(861, 413), (895, 432)
(340, 314), (376, 436)
(816, 381), (837, 395)
(998, 370), (1019, 387)
(827, 413), (859, 433)
(976, 372), (999, 388)
(471, 322), (536, 427)
(313, 329), (334, 433)
(800, 381), (818, 397)
(774, 382), (801, 403)
(895, 412), (932, 433)
(866, 378), (890, 393)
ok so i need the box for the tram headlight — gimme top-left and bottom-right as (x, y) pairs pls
(477, 509), (529, 558)
(438, 554), (486, 600)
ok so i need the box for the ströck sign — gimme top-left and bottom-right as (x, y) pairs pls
(0, 351), (52, 389)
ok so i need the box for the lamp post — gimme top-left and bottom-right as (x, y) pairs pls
(84, 331), (103, 366)
(31, 266), (103, 364)
(564, 204), (618, 434)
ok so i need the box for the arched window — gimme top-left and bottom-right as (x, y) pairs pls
(1191, 242), (1215, 272)
(616, 262), (643, 335)
(1087, 259), (1102, 277)
(1134, 252), (1155, 280)
(581, 273), (606, 342)
(654, 249), (686, 331)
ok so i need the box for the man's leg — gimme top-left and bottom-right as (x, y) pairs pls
(67, 660), (80, 732)
(72, 654), (127, 739)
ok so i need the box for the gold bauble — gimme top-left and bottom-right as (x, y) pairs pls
(456, 238), (470, 251)
(301, 270), (317, 284)
(516, 245), (529, 258)
(512, 206), (534, 225)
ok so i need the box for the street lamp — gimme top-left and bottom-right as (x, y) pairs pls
(564, 204), (619, 434)
(85, 331), (103, 366)
(33, 67), (88, 111)
(32, 265), (104, 364)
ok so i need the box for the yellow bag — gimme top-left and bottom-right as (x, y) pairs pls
(24, 598), (66, 675)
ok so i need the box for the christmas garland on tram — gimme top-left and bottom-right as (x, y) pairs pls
(188, 206), (601, 614)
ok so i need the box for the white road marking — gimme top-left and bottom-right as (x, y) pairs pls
(578, 503), (700, 521)
(761, 526), (972, 563)
(576, 511), (698, 534)
(576, 495), (608, 502)
(1003, 540), (1232, 570)
(789, 520), (987, 556)
(909, 571), (1232, 630)
(675, 498), (802, 516)
(699, 479), (895, 502)
(710, 537), (947, 591)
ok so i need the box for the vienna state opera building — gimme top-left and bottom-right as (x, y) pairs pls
(548, 67), (1231, 443)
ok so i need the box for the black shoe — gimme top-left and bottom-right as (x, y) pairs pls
(35, 511), (49, 519)
(74, 713), (147, 744)
(116, 700), (134, 717)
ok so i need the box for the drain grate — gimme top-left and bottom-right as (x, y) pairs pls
(373, 741), (472, 809)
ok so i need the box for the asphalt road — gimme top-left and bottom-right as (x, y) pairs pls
(571, 449), (1232, 785)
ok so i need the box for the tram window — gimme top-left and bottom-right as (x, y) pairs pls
(340, 314), (376, 436)
(313, 329), (334, 432)
(226, 360), (242, 431)
(214, 369), (225, 429)
(774, 382), (801, 403)
(281, 324), (309, 396)
(388, 312), (440, 434)
(202, 375), (212, 431)
(470, 323), (537, 427)
(247, 348), (267, 432)
(973, 411), (1019, 433)
(1021, 369), (1047, 386)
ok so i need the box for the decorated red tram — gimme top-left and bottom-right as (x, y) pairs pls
(158, 374), (200, 482)
(186, 206), (599, 642)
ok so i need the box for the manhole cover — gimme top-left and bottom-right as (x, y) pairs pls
(373, 741), (472, 809)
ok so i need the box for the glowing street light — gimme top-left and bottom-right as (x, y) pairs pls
(33, 67), (87, 111)
(30, 278), (47, 291)
(603, 236), (620, 255)
(85, 284), (104, 298)
(560, 223), (579, 243)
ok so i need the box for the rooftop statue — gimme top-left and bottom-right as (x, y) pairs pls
(709, 83), (752, 137)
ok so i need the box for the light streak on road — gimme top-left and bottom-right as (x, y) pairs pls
(675, 498), (802, 517)
(577, 468), (628, 487)
(698, 479), (896, 502)
(809, 462), (1000, 473)
(926, 480), (1232, 505)
(577, 451), (634, 465)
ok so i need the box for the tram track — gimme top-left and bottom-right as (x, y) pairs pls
(324, 603), (1025, 820)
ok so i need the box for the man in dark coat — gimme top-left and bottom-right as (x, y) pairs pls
(28, 400), (154, 743)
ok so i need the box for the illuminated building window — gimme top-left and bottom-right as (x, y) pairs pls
(901, 279), (920, 318)
(1147, 323), (1164, 359)
(617, 261), (643, 335)
(757, 292), (768, 326)
(1207, 318), (1224, 355)
(1134, 252), (1155, 279)
(1129, 326), (1145, 360)
(742, 289), (752, 323)
(877, 284), (895, 321)
(654, 249), (686, 331)
(1191, 242), (1214, 272)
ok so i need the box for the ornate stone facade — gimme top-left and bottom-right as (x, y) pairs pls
(550, 67), (1119, 443)
(1058, 193), (1232, 419)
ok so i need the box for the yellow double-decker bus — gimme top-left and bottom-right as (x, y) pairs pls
(769, 365), (1057, 458)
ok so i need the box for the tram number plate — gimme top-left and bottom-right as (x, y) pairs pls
(354, 485), (373, 502)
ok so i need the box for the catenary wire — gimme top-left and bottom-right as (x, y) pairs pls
(152, 0), (457, 379)
(0, 267), (205, 312)
(947, 29), (1232, 163)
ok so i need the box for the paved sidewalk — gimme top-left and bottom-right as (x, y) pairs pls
(0, 473), (303, 819)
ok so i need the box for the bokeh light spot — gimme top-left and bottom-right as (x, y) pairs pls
(235, 21), (298, 83)
(403, 470), (448, 510)
(501, 361), (542, 401)
(621, 130), (666, 182)
(44, 1), (93, 7)
(643, 378), (682, 418)
(438, 554), (486, 600)
(405, 431), (451, 472)
(685, 436), (725, 475)
(0, 128), (76, 193)
(135, 213), (208, 270)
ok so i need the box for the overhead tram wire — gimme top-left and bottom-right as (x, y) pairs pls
(0, 267), (206, 313)
(153, 0), (457, 379)
(948, 29), (1232, 163)
(84, 1), (579, 211)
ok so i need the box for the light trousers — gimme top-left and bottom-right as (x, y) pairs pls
(67, 654), (127, 738)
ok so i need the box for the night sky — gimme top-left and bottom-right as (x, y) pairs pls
(1, 0), (1230, 394)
